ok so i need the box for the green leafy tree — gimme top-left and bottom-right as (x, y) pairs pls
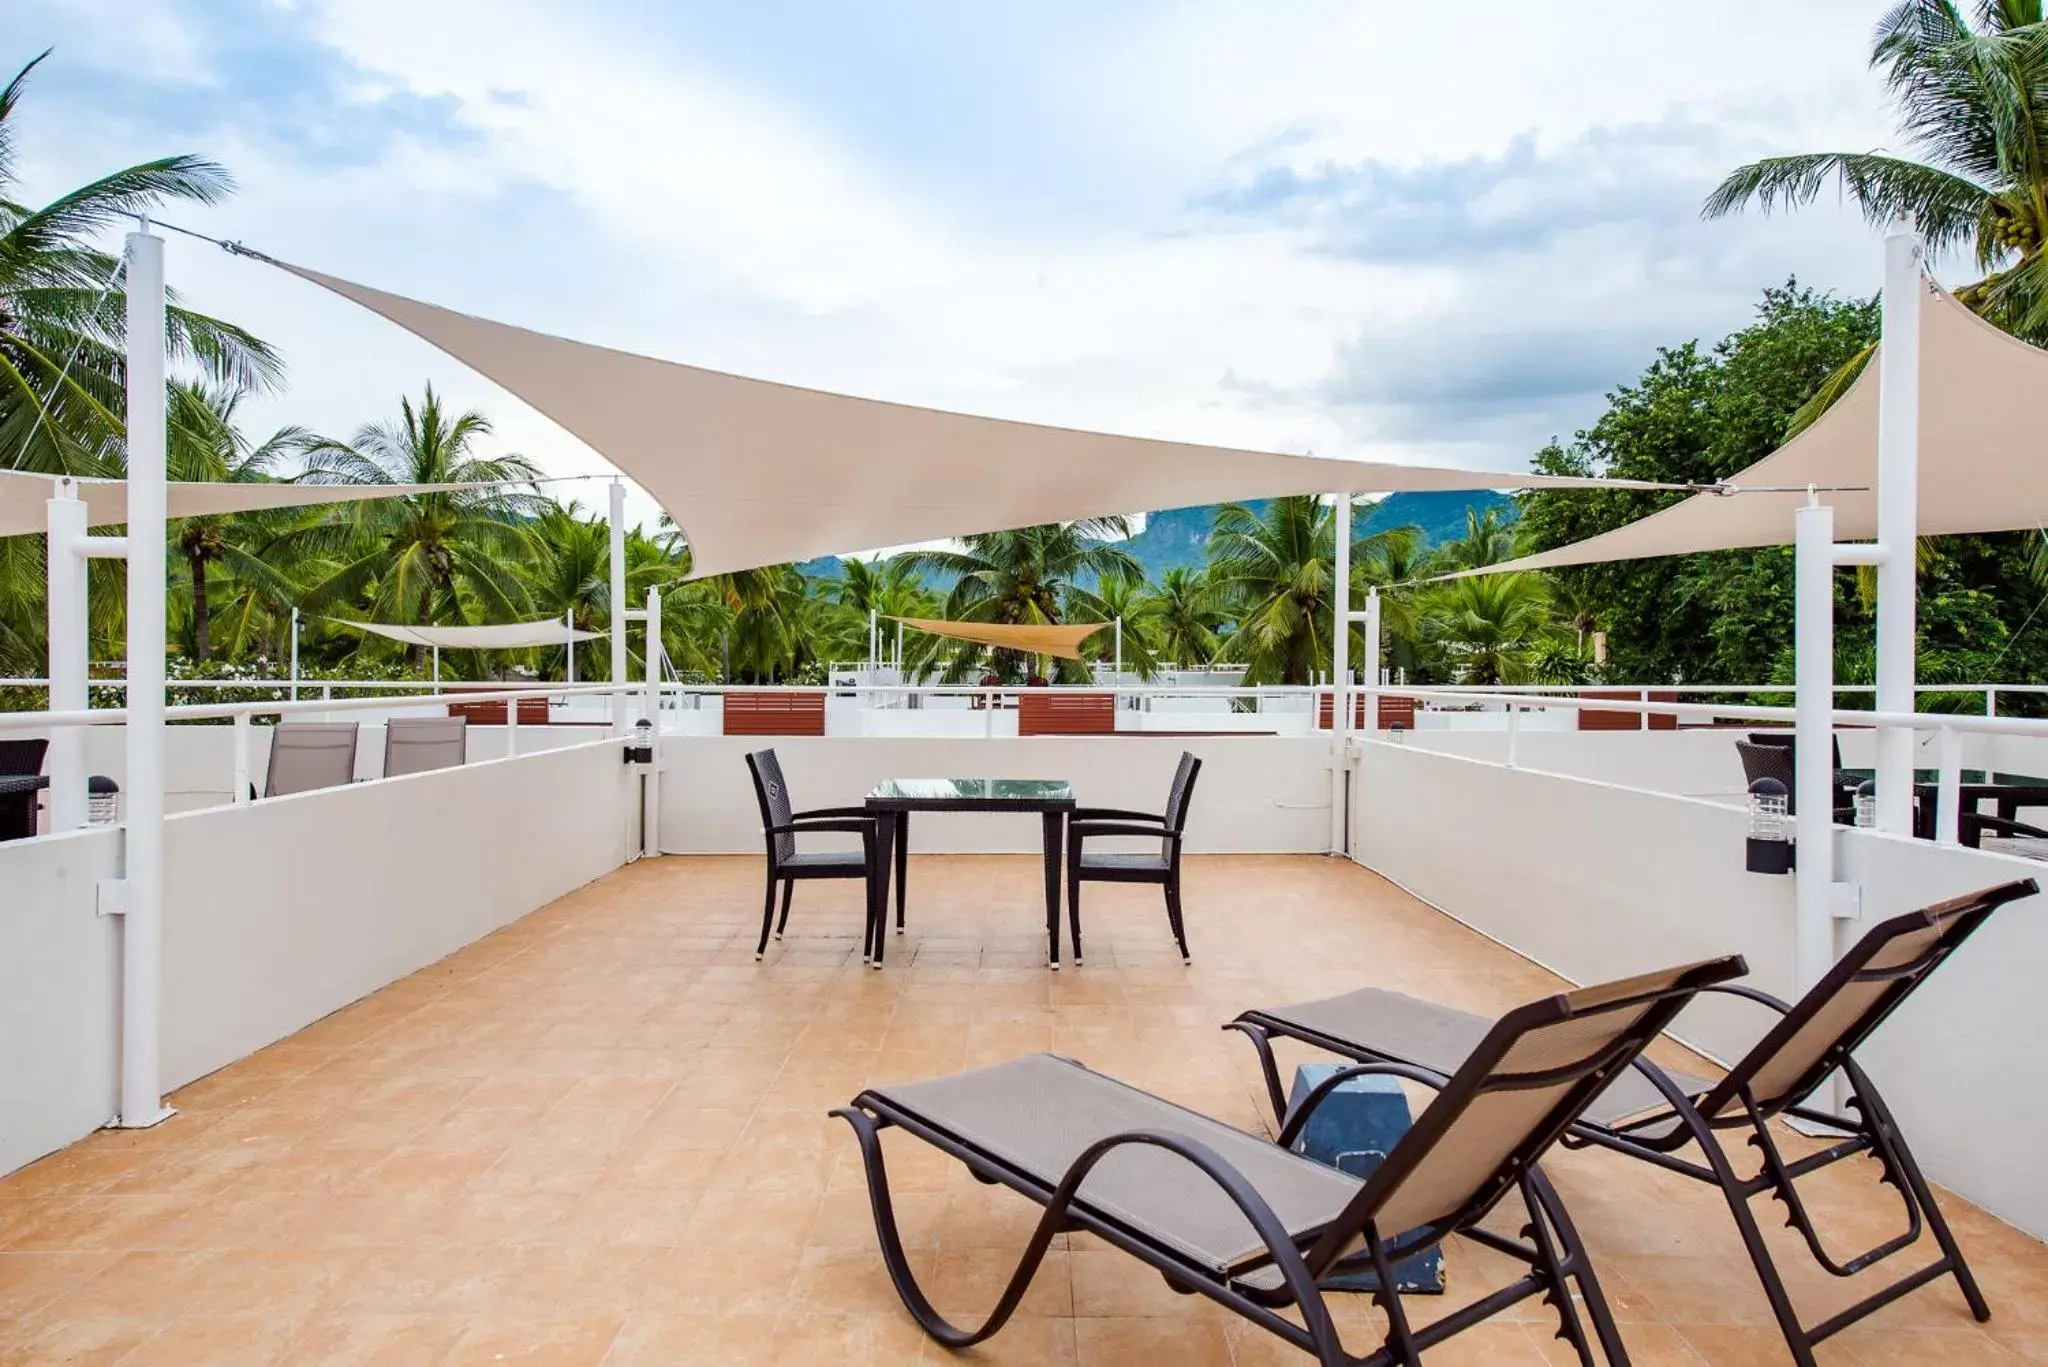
(0, 50), (278, 474)
(1418, 574), (1559, 685)
(1704, 1), (2048, 426)
(1144, 566), (1227, 668)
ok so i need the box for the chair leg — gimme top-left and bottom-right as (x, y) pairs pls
(1164, 880), (1191, 964)
(755, 873), (779, 960)
(1850, 1063), (1993, 1322)
(775, 879), (795, 938)
(1067, 860), (1084, 966)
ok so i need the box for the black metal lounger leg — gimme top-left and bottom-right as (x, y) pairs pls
(1222, 1021), (1295, 1127)
(1686, 1101), (1819, 1367)
(1522, 1167), (1626, 1366)
(1365, 1228), (1423, 1367)
(1847, 1059), (1992, 1322)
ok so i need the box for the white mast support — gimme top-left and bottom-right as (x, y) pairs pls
(1362, 587), (1382, 742)
(44, 482), (89, 830)
(119, 225), (171, 1128)
(564, 610), (576, 685)
(869, 608), (878, 670)
(1874, 221), (1923, 835)
(1114, 618), (1122, 679)
(642, 585), (663, 859)
(1329, 491), (1352, 855)
(289, 607), (300, 702)
(1794, 498), (1837, 997)
(609, 480), (628, 729)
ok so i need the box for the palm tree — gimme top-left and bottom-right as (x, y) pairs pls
(1418, 574), (1559, 685)
(899, 520), (1139, 683)
(1070, 569), (1161, 678)
(832, 554), (936, 661)
(1704, 1), (2048, 425)
(1431, 507), (1518, 571)
(1144, 566), (1226, 668)
(521, 503), (682, 680)
(164, 382), (308, 659)
(292, 386), (542, 665)
(1, 51), (279, 474)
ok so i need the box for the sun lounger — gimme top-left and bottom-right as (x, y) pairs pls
(1227, 879), (2038, 1367)
(835, 955), (1745, 1366)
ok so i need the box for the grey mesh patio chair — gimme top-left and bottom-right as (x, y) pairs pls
(383, 716), (467, 777)
(263, 722), (360, 798)
(1228, 878), (2038, 1367)
(745, 748), (882, 961)
(835, 954), (1747, 1367)
(1066, 750), (1201, 964)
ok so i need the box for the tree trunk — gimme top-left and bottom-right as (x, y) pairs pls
(191, 553), (210, 660)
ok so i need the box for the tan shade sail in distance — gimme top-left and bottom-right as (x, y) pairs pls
(273, 262), (1682, 580)
(1468, 279), (2048, 578)
(332, 618), (607, 650)
(891, 617), (1107, 662)
(0, 469), (502, 539)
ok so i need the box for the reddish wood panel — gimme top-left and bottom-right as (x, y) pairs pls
(1018, 691), (1115, 735)
(723, 691), (827, 736)
(1578, 690), (1678, 732)
(446, 698), (550, 725)
(1315, 693), (1417, 730)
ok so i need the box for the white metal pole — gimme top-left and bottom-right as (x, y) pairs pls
(869, 609), (878, 671)
(289, 607), (299, 702)
(1874, 220), (1922, 835)
(432, 645), (440, 691)
(232, 713), (251, 804)
(1794, 498), (1837, 996)
(1329, 491), (1351, 855)
(1363, 587), (1382, 737)
(119, 225), (169, 1128)
(643, 586), (663, 858)
(1934, 726), (1963, 845)
(609, 480), (628, 730)
(565, 610), (576, 685)
(45, 483), (89, 830)
(1114, 618), (1123, 679)
(504, 691), (518, 758)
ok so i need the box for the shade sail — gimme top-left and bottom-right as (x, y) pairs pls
(274, 262), (1674, 579)
(1472, 279), (2048, 577)
(0, 469), (498, 538)
(332, 619), (606, 649)
(891, 616), (1107, 661)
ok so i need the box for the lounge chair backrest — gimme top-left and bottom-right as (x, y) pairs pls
(1700, 879), (2037, 1119)
(264, 722), (359, 798)
(0, 738), (49, 776)
(1306, 954), (1747, 1271)
(384, 716), (467, 778)
(746, 748), (796, 862)
(1736, 740), (1798, 810)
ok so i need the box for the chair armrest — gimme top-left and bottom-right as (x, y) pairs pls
(1069, 806), (1164, 823)
(1966, 812), (2048, 839)
(1070, 821), (1177, 840)
(767, 818), (875, 836)
(794, 805), (874, 819)
(1695, 982), (1794, 1014)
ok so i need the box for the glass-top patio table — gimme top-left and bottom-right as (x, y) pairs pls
(864, 778), (1076, 969)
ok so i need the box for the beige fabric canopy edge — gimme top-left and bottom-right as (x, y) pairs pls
(332, 618), (607, 650)
(0, 468), (500, 539)
(1466, 279), (2048, 578)
(273, 262), (1682, 580)
(891, 616), (1107, 662)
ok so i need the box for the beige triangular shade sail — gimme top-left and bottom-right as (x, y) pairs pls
(273, 262), (1674, 579)
(0, 469), (496, 538)
(1472, 279), (2048, 577)
(891, 616), (1107, 661)
(333, 618), (606, 650)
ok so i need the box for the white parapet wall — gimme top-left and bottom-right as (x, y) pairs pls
(1351, 737), (2048, 1242)
(0, 736), (638, 1178)
(658, 735), (1334, 854)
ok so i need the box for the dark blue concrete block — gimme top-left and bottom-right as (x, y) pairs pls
(1288, 1063), (1445, 1294)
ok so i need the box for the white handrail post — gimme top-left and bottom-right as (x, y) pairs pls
(1874, 219), (1923, 836)
(432, 645), (440, 693)
(118, 223), (170, 1128)
(1114, 617), (1123, 680)
(642, 586), (662, 858)
(504, 690), (519, 758)
(609, 480), (628, 733)
(288, 606), (299, 702)
(1363, 587), (1382, 740)
(1505, 703), (1521, 769)
(45, 482), (89, 830)
(1794, 497), (1837, 996)
(1329, 490), (1351, 855)
(1986, 687), (1997, 718)
(232, 712), (251, 804)
(565, 610), (576, 685)
(1935, 725), (1963, 845)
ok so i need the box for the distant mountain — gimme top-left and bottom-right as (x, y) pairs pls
(796, 489), (1515, 585)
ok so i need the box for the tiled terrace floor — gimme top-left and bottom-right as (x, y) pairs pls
(4, 855), (2047, 1366)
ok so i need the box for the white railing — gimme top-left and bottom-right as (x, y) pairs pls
(1356, 683), (2048, 849)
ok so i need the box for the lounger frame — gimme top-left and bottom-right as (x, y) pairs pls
(1227, 878), (2038, 1367)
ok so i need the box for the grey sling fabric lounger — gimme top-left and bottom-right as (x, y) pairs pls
(836, 954), (1745, 1367)
(1228, 878), (2038, 1367)
(263, 722), (360, 798)
(383, 716), (467, 777)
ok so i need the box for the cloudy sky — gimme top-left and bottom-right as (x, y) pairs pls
(12, 1), (1903, 535)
